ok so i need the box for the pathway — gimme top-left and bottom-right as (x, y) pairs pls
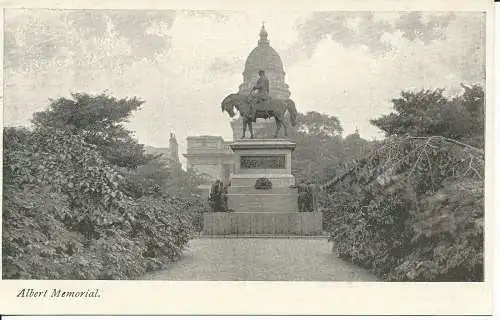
(142, 237), (377, 281)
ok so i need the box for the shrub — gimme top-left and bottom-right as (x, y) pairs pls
(185, 197), (211, 232)
(126, 196), (195, 261)
(3, 125), (198, 279)
(324, 136), (484, 281)
(3, 127), (127, 228)
(2, 185), (198, 280)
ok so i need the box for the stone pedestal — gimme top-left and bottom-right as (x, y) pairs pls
(227, 139), (298, 213)
(203, 138), (322, 236)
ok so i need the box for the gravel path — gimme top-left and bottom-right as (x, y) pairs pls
(142, 237), (378, 281)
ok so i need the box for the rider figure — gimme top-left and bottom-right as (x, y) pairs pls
(249, 69), (270, 121)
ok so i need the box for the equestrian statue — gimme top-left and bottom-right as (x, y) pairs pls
(221, 69), (297, 139)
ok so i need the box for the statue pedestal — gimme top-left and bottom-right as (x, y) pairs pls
(203, 139), (322, 236)
(227, 139), (298, 212)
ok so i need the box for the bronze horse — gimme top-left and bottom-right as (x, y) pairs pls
(221, 93), (297, 139)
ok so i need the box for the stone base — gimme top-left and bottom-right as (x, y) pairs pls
(228, 192), (298, 212)
(203, 212), (323, 235)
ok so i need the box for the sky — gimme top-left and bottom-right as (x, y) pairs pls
(3, 9), (485, 167)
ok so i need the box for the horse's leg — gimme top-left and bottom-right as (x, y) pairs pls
(241, 118), (247, 139)
(282, 114), (288, 137)
(248, 120), (254, 139)
(278, 109), (288, 137)
(274, 117), (280, 138)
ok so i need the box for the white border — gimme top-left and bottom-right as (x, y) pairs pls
(0, 0), (495, 316)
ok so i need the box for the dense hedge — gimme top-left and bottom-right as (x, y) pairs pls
(323, 136), (484, 281)
(3, 186), (196, 279)
(3, 126), (202, 279)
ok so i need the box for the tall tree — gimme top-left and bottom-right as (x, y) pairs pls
(32, 92), (154, 169)
(371, 85), (484, 148)
(253, 111), (371, 183)
(296, 111), (344, 137)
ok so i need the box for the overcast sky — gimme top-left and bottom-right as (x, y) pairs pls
(3, 9), (485, 166)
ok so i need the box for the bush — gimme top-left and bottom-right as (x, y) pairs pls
(255, 177), (272, 190)
(3, 125), (198, 279)
(324, 136), (484, 281)
(185, 197), (211, 232)
(2, 185), (199, 280)
(126, 196), (195, 260)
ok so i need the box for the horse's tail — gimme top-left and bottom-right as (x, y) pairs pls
(285, 99), (297, 126)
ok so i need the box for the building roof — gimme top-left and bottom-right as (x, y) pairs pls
(239, 24), (291, 99)
(186, 135), (224, 140)
(243, 25), (285, 76)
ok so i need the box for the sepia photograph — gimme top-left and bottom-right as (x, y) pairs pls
(0, 0), (495, 315)
(2, 7), (487, 282)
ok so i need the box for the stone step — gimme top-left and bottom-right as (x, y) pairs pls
(203, 211), (323, 235)
(228, 193), (298, 212)
(198, 234), (328, 239)
(228, 186), (297, 194)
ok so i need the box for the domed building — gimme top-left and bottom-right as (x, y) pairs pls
(231, 24), (291, 140)
(238, 24), (291, 99)
(184, 25), (293, 193)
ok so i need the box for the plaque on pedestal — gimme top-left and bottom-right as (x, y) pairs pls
(227, 139), (298, 212)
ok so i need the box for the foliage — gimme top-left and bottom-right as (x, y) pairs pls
(2, 125), (201, 279)
(324, 136), (484, 281)
(292, 112), (372, 183)
(3, 186), (195, 279)
(186, 197), (211, 232)
(254, 111), (374, 184)
(296, 111), (344, 137)
(119, 155), (207, 200)
(32, 92), (154, 169)
(125, 196), (195, 261)
(3, 126), (127, 235)
(255, 177), (273, 190)
(3, 92), (205, 279)
(293, 130), (374, 184)
(164, 167), (209, 200)
(370, 84), (484, 148)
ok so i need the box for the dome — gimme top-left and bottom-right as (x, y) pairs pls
(239, 25), (290, 100)
(243, 25), (285, 76)
(244, 46), (284, 75)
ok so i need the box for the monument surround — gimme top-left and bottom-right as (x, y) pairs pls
(203, 138), (322, 236)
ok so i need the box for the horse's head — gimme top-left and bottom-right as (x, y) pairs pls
(221, 94), (237, 118)
(221, 101), (235, 118)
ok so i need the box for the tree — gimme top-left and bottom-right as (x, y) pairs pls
(371, 85), (484, 148)
(454, 84), (485, 148)
(3, 92), (200, 279)
(254, 111), (372, 184)
(253, 111), (343, 139)
(296, 111), (344, 137)
(3, 126), (126, 213)
(32, 92), (154, 169)
(324, 136), (484, 281)
(293, 113), (376, 183)
(120, 157), (208, 200)
(323, 84), (485, 281)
